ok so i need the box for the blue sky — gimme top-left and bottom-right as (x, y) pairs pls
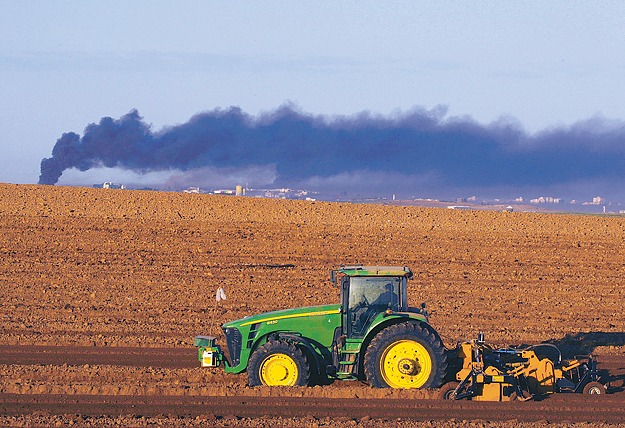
(2, 1), (625, 199)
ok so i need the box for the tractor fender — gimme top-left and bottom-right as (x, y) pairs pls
(365, 313), (429, 342)
(277, 333), (327, 377)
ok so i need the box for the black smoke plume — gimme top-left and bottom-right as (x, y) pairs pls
(39, 104), (625, 199)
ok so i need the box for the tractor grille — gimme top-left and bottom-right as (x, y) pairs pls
(224, 327), (243, 366)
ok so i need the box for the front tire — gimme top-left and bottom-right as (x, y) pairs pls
(247, 340), (310, 387)
(364, 322), (446, 389)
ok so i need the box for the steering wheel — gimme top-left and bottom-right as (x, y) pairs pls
(353, 295), (369, 310)
(360, 295), (369, 308)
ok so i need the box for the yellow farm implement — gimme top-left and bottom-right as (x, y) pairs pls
(440, 334), (606, 401)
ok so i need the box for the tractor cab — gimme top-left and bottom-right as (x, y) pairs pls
(331, 266), (414, 339)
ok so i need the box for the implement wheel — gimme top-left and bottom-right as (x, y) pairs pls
(247, 340), (310, 387)
(438, 382), (459, 400)
(364, 322), (446, 389)
(583, 381), (606, 395)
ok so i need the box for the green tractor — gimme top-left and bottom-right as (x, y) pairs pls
(194, 265), (446, 389)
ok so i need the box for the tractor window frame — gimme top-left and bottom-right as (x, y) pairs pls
(401, 277), (408, 311)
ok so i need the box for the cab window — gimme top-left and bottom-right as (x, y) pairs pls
(347, 277), (401, 338)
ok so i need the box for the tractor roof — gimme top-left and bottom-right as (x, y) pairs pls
(333, 265), (413, 278)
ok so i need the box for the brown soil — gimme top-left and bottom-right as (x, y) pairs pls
(1, 183), (625, 427)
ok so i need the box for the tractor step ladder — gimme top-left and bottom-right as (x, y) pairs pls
(338, 349), (358, 374)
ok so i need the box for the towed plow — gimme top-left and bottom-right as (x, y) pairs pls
(440, 333), (606, 401)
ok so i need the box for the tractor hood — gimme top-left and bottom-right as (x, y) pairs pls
(223, 304), (341, 329)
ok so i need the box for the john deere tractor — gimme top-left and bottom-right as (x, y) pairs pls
(194, 265), (446, 389)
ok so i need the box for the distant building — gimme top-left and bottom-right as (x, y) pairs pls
(244, 187), (318, 200)
(530, 196), (562, 204)
(101, 182), (124, 189)
(583, 196), (606, 206)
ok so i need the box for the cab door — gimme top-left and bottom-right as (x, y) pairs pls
(345, 276), (401, 339)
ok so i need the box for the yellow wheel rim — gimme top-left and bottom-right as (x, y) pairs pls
(259, 354), (299, 386)
(380, 340), (432, 388)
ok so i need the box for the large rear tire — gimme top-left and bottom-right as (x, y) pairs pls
(247, 340), (310, 387)
(364, 322), (446, 389)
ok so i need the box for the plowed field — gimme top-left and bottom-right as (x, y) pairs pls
(1, 183), (625, 427)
